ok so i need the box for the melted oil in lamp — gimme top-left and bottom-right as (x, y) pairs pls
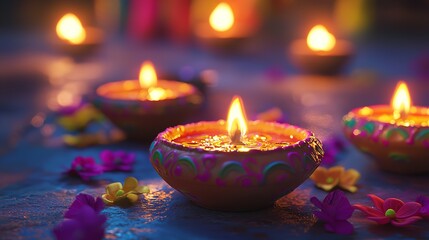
(194, 2), (257, 51)
(289, 24), (353, 75)
(150, 96), (323, 211)
(343, 81), (429, 174)
(55, 13), (104, 57)
(93, 61), (202, 141)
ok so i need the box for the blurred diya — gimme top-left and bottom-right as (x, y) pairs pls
(93, 61), (203, 141)
(194, 2), (256, 51)
(289, 25), (353, 75)
(150, 96), (323, 211)
(55, 13), (104, 57)
(343, 81), (429, 174)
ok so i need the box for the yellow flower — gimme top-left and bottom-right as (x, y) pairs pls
(102, 177), (150, 205)
(57, 105), (104, 131)
(310, 166), (360, 193)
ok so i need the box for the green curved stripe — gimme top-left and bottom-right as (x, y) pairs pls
(385, 128), (409, 140)
(362, 122), (375, 134)
(344, 118), (356, 128)
(149, 141), (156, 153)
(262, 161), (293, 181)
(388, 152), (409, 163)
(152, 150), (163, 165)
(415, 129), (429, 141)
(177, 156), (197, 174)
(218, 161), (245, 179)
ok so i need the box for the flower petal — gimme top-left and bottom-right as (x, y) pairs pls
(126, 193), (139, 203)
(368, 216), (391, 224)
(383, 198), (404, 212)
(310, 167), (328, 182)
(315, 183), (337, 192)
(329, 220), (354, 235)
(310, 196), (323, 209)
(367, 194), (385, 211)
(101, 194), (114, 204)
(123, 177), (138, 193)
(391, 216), (422, 227)
(339, 169), (360, 193)
(396, 202), (422, 219)
(106, 182), (122, 197)
(354, 204), (384, 217)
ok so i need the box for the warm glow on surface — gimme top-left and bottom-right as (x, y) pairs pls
(209, 3), (234, 32)
(56, 13), (86, 44)
(306, 25), (336, 51)
(148, 87), (166, 101)
(227, 96), (248, 143)
(391, 81), (411, 120)
(139, 61), (157, 88)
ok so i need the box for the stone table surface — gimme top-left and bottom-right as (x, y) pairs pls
(0, 34), (429, 239)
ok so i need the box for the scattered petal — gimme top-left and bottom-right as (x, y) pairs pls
(101, 177), (149, 206)
(64, 156), (103, 181)
(100, 150), (136, 172)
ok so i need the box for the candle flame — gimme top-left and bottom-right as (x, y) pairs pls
(139, 61), (157, 88)
(56, 13), (86, 44)
(391, 81), (411, 120)
(209, 2), (235, 32)
(306, 25), (336, 51)
(148, 87), (166, 101)
(227, 96), (248, 144)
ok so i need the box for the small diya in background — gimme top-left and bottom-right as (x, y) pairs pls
(289, 25), (354, 75)
(193, 1), (260, 51)
(55, 13), (104, 57)
(150, 96), (323, 211)
(343, 81), (429, 174)
(92, 61), (203, 142)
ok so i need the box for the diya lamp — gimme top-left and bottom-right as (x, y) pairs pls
(92, 61), (203, 142)
(343, 81), (429, 174)
(150, 96), (323, 211)
(55, 13), (104, 57)
(194, 2), (259, 51)
(289, 25), (354, 75)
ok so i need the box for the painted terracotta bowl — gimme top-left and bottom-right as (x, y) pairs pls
(92, 80), (203, 142)
(343, 106), (429, 174)
(149, 121), (324, 211)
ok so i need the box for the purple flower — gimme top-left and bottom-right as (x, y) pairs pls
(416, 195), (429, 218)
(321, 136), (347, 166)
(311, 190), (354, 235)
(65, 156), (103, 181)
(53, 205), (106, 240)
(64, 194), (104, 219)
(100, 150), (135, 172)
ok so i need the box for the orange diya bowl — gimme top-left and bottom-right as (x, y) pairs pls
(289, 25), (353, 75)
(343, 81), (429, 174)
(149, 97), (323, 211)
(92, 62), (203, 142)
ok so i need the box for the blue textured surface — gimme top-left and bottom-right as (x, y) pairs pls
(1, 33), (429, 239)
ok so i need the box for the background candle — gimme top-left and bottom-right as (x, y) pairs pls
(93, 61), (203, 141)
(289, 24), (353, 75)
(343, 81), (429, 174)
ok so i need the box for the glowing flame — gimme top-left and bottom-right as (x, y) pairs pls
(306, 25), (336, 51)
(391, 81), (411, 120)
(56, 13), (86, 44)
(209, 2), (235, 32)
(139, 61), (157, 88)
(148, 87), (166, 101)
(227, 96), (248, 144)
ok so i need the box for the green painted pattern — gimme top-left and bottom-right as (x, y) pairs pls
(177, 156), (197, 175)
(384, 128), (409, 140)
(152, 150), (163, 165)
(362, 122), (375, 134)
(415, 129), (429, 141)
(218, 161), (245, 179)
(262, 161), (293, 182)
(388, 152), (410, 163)
(344, 118), (356, 128)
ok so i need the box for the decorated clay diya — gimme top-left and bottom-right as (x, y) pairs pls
(55, 13), (104, 57)
(289, 25), (353, 75)
(93, 61), (202, 141)
(343, 81), (429, 174)
(150, 96), (323, 211)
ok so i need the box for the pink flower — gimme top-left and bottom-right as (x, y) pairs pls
(354, 194), (422, 227)
(65, 156), (103, 181)
(310, 190), (355, 235)
(100, 150), (135, 172)
(64, 193), (104, 219)
(416, 195), (429, 218)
